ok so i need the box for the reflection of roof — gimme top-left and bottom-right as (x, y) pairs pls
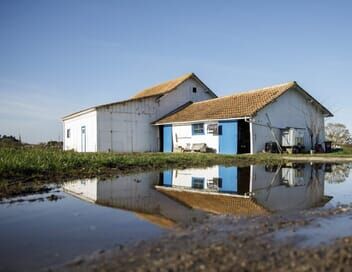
(156, 186), (269, 216)
(154, 81), (333, 124)
(63, 188), (95, 203)
(318, 195), (333, 207)
(135, 212), (175, 229)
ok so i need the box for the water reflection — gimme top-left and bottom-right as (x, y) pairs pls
(159, 164), (341, 213)
(63, 163), (351, 221)
(63, 173), (204, 228)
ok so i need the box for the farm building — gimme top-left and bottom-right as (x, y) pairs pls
(155, 81), (333, 154)
(63, 73), (332, 154)
(62, 73), (217, 152)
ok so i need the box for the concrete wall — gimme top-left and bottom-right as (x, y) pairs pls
(96, 78), (214, 152)
(172, 122), (219, 152)
(251, 88), (326, 153)
(63, 110), (97, 152)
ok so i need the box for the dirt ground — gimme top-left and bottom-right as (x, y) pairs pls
(56, 206), (352, 272)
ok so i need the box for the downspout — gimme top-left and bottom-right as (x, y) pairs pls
(249, 165), (254, 195)
(110, 110), (113, 152)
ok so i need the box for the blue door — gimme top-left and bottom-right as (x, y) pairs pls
(219, 121), (238, 154)
(163, 170), (173, 186)
(219, 166), (237, 193)
(163, 125), (173, 152)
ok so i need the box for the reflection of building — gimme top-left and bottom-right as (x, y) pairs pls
(162, 166), (250, 194)
(252, 164), (329, 212)
(159, 164), (331, 213)
(63, 173), (204, 228)
(63, 164), (332, 228)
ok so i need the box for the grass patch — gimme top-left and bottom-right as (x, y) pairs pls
(0, 147), (284, 183)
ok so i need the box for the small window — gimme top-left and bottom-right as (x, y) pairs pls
(192, 177), (204, 189)
(192, 87), (197, 93)
(192, 123), (204, 135)
(66, 129), (71, 138)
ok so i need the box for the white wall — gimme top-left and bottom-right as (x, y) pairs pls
(97, 99), (159, 152)
(251, 88), (326, 153)
(172, 122), (219, 152)
(171, 166), (219, 188)
(97, 78), (214, 152)
(63, 110), (97, 152)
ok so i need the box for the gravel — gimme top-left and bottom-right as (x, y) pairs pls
(56, 207), (352, 272)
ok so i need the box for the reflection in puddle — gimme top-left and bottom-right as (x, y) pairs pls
(1, 163), (351, 271)
(63, 172), (204, 228)
(158, 164), (350, 214)
(275, 215), (352, 247)
(63, 163), (351, 221)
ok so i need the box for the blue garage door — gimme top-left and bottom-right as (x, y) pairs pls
(219, 120), (238, 154)
(219, 166), (237, 193)
(163, 125), (173, 152)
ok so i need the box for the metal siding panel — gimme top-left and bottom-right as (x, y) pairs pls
(219, 166), (238, 193)
(163, 125), (173, 152)
(219, 120), (238, 154)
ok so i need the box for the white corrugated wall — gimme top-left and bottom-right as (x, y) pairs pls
(251, 88), (326, 153)
(96, 78), (214, 152)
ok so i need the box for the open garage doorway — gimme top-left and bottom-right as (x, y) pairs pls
(237, 120), (251, 154)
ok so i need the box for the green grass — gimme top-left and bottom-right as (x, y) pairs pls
(0, 147), (284, 182)
(2, 145), (352, 183)
(282, 145), (352, 157)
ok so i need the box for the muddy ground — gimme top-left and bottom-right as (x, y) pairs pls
(55, 206), (352, 272)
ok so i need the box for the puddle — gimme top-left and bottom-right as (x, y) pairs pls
(274, 214), (352, 247)
(0, 189), (166, 272)
(1, 162), (352, 271)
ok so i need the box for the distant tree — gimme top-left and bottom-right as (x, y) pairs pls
(325, 123), (352, 146)
(299, 104), (324, 150)
(325, 164), (351, 184)
(0, 134), (22, 147)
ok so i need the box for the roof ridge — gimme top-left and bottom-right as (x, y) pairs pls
(190, 81), (296, 105)
(131, 72), (194, 99)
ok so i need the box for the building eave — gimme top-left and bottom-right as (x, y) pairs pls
(62, 107), (97, 121)
(153, 116), (251, 126)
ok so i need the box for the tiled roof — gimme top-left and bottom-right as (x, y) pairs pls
(156, 187), (269, 216)
(132, 73), (195, 99)
(154, 81), (332, 124)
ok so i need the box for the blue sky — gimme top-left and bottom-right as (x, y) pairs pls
(1, 0), (351, 143)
